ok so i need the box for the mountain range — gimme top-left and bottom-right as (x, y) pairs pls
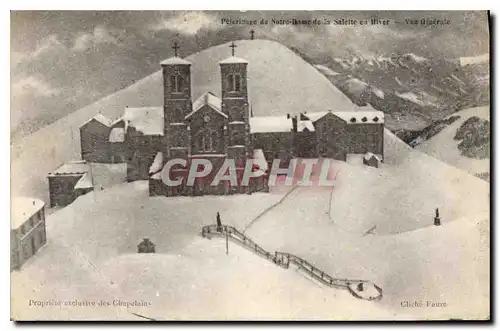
(310, 51), (489, 133)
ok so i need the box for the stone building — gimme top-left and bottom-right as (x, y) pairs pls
(80, 114), (113, 163)
(80, 41), (385, 197)
(123, 107), (164, 181)
(47, 161), (94, 207)
(303, 110), (384, 161)
(11, 197), (47, 270)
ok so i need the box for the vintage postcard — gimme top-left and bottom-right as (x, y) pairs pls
(10, 10), (490, 321)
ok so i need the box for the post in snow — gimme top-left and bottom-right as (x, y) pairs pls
(434, 208), (441, 226)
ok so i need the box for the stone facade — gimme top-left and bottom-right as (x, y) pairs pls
(80, 117), (112, 163)
(47, 161), (94, 207)
(126, 131), (163, 181)
(11, 198), (47, 271)
(152, 55), (268, 197)
(313, 112), (384, 160)
(79, 43), (385, 198)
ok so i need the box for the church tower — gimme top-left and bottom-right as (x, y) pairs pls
(161, 42), (192, 159)
(219, 42), (250, 185)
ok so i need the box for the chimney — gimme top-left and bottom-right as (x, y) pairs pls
(286, 113), (290, 119)
(292, 116), (298, 132)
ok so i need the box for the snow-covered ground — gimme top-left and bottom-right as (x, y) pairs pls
(332, 131), (489, 235)
(245, 134), (489, 319)
(416, 107), (490, 178)
(11, 130), (489, 320)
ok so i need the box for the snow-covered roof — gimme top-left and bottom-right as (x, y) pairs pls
(74, 172), (94, 190)
(252, 149), (269, 175)
(151, 172), (162, 180)
(148, 152), (164, 174)
(363, 152), (383, 162)
(110, 117), (125, 127)
(81, 113), (113, 127)
(297, 120), (315, 132)
(49, 161), (90, 176)
(219, 56), (248, 64)
(186, 92), (227, 119)
(109, 127), (125, 143)
(303, 111), (329, 122)
(11, 197), (45, 230)
(160, 57), (192, 66)
(305, 110), (384, 125)
(250, 116), (293, 133)
(124, 107), (164, 136)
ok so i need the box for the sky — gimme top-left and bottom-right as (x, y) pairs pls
(10, 11), (489, 138)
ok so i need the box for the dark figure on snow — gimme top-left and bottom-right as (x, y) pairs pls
(216, 212), (222, 232)
(357, 283), (364, 292)
(138, 238), (156, 253)
(434, 208), (441, 226)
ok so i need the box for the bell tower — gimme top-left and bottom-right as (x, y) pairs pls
(219, 42), (250, 177)
(161, 42), (192, 159)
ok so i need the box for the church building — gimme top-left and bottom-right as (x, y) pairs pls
(80, 41), (385, 197)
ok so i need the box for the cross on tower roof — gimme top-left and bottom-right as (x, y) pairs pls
(229, 41), (237, 57)
(172, 41), (180, 57)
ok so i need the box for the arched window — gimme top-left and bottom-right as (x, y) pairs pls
(170, 74), (183, 93)
(227, 74), (241, 92)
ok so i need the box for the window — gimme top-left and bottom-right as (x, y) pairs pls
(203, 136), (212, 151)
(232, 131), (245, 146)
(170, 74), (183, 93)
(29, 215), (35, 228)
(172, 108), (183, 122)
(195, 131), (217, 152)
(234, 74), (241, 91)
(20, 223), (29, 236)
(227, 74), (241, 92)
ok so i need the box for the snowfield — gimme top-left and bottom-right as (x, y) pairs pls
(12, 130), (489, 320)
(416, 106), (490, 179)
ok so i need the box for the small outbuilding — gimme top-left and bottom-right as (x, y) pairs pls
(363, 152), (383, 168)
(11, 197), (47, 270)
(47, 161), (94, 207)
(138, 238), (156, 253)
(80, 114), (113, 163)
(108, 125), (127, 163)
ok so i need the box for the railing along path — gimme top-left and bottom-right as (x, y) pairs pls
(201, 224), (383, 301)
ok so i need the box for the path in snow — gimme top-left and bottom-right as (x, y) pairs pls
(246, 185), (336, 255)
